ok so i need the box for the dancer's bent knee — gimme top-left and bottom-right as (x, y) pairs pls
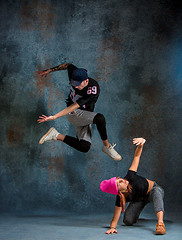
(123, 216), (136, 226)
(79, 140), (91, 153)
(93, 113), (106, 125)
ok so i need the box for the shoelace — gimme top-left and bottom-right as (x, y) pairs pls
(156, 224), (165, 230)
(110, 143), (116, 148)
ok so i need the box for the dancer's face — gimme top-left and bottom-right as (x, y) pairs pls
(116, 178), (129, 193)
(75, 79), (89, 90)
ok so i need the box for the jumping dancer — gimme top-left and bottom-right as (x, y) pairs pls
(37, 63), (121, 161)
(100, 138), (166, 235)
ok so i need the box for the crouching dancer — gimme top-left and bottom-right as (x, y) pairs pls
(100, 138), (166, 235)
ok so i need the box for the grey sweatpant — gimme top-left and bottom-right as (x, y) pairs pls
(123, 183), (164, 226)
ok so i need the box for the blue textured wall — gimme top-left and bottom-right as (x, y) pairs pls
(0, 0), (182, 214)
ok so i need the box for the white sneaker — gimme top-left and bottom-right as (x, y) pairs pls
(102, 144), (122, 161)
(39, 127), (60, 144)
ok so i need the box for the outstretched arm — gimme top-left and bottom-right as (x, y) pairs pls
(129, 138), (146, 172)
(105, 206), (122, 234)
(37, 63), (72, 78)
(37, 102), (80, 123)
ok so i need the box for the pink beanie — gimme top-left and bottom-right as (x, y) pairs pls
(100, 177), (118, 195)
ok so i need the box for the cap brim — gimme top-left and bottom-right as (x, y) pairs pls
(70, 79), (81, 87)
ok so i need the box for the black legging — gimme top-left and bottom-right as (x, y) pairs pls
(63, 113), (107, 152)
(93, 113), (107, 140)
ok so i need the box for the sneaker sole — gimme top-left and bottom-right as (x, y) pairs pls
(39, 127), (55, 144)
(102, 150), (122, 161)
(155, 231), (166, 235)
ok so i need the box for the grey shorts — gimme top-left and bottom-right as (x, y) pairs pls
(67, 109), (97, 143)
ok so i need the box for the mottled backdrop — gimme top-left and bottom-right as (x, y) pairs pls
(0, 0), (182, 215)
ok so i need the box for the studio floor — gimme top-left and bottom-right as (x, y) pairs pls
(0, 211), (181, 240)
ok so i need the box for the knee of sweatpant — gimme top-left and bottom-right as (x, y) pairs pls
(79, 141), (91, 153)
(123, 215), (136, 226)
(93, 113), (106, 125)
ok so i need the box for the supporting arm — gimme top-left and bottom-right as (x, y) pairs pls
(105, 206), (122, 234)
